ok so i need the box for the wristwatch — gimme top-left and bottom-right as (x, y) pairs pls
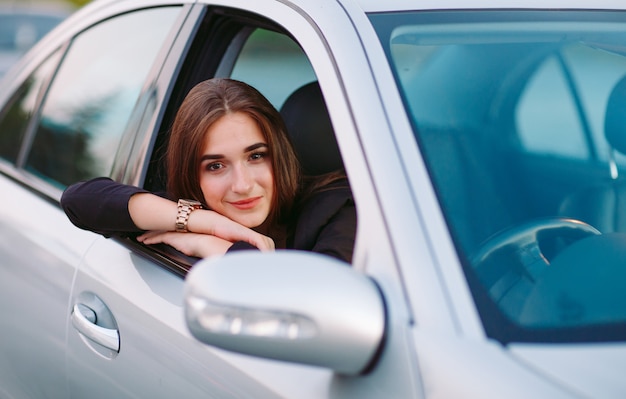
(175, 199), (202, 232)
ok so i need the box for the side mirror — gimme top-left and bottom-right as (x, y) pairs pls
(184, 251), (386, 375)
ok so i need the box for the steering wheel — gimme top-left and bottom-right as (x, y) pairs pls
(469, 217), (600, 310)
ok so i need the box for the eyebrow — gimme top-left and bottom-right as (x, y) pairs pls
(200, 142), (268, 161)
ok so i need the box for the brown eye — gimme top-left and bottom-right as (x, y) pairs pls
(206, 162), (223, 171)
(249, 151), (267, 161)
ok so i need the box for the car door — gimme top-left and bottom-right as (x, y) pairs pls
(49, 4), (267, 398)
(0, 49), (94, 394)
(63, 3), (330, 399)
(65, 5), (334, 398)
(65, 1), (419, 398)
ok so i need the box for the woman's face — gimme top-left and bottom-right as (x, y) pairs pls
(199, 112), (274, 228)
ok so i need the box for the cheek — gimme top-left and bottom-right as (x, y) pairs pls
(199, 175), (223, 209)
(260, 164), (275, 196)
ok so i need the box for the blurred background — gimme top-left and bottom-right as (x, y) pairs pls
(0, 0), (88, 76)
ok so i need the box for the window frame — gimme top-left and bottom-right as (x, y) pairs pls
(131, 5), (352, 277)
(124, 6), (312, 276)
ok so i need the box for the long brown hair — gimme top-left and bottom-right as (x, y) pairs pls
(166, 78), (301, 227)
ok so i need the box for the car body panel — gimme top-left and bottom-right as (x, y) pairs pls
(0, 0), (625, 398)
(412, 330), (578, 398)
(510, 344), (626, 397)
(0, 173), (95, 397)
(67, 236), (291, 398)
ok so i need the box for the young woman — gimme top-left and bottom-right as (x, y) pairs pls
(61, 78), (356, 263)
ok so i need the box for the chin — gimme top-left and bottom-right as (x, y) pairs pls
(234, 216), (266, 229)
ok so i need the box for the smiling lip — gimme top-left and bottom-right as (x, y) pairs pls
(229, 197), (262, 210)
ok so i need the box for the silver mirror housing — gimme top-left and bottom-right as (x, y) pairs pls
(184, 251), (386, 375)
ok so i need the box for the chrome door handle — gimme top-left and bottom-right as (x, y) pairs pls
(71, 303), (120, 352)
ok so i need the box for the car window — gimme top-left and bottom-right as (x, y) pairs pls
(0, 49), (62, 164)
(229, 28), (316, 109)
(144, 13), (349, 274)
(374, 11), (626, 343)
(22, 7), (180, 188)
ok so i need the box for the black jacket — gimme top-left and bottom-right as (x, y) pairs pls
(61, 177), (356, 263)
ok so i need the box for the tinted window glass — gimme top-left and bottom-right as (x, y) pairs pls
(374, 11), (626, 343)
(0, 49), (61, 164)
(24, 7), (180, 188)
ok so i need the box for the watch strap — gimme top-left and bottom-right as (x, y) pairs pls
(175, 199), (202, 232)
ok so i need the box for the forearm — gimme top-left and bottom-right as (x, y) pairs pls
(129, 193), (226, 235)
(127, 192), (179, 231)
(61, 177), (147, 235)
(130, 194), (274, 251)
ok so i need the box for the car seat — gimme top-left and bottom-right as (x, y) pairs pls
(559, 75), (626, 233)
(279, 81), (344, 176)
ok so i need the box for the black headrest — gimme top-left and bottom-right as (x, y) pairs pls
(280, 82), (343, 176)
(605, 75), (626, 155)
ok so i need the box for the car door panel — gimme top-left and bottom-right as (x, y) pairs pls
(0, 175), (96, 398)
(67, 236), (292, 398)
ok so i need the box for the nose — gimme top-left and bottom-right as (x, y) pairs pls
(231, 164), (253, 194)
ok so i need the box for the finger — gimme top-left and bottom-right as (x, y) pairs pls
(141, 232), (170, 245)
(137, 230), (166, 242)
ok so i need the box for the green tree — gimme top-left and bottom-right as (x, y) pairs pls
(64, 0), (91, 8)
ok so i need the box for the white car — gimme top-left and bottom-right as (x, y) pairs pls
(0, 0), (625, 397)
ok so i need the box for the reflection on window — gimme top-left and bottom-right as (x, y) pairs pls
(516, 55), (589, 160)
(564, 45), (626, 165)
(0, 49), (61, 164)
(24, 7), (181, 188)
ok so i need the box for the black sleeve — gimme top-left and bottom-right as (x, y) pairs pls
(308, 198), (356, 263)
(61, 177), (150, 237)
(292, 182), (357, 264)
(227, 241), (259, 252)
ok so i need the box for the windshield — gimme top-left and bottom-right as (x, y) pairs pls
(371, 10), (626, 343)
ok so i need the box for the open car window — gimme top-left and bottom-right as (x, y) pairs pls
(144, 9), (352, 275)
(227, 27), (316, 109)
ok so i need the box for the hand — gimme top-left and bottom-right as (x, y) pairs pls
(191, 210), (275, 251)
(137, 230), (234, 258)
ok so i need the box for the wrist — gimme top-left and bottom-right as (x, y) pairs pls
(175, 199), (202, 232)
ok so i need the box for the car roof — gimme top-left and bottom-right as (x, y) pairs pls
(355, 0), (626, 12)
(75, 0), (626, 12)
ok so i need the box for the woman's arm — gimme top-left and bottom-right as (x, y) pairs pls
(61, 177), (146, 236)
(62, 177), (274, 250)
(129, 192), (273, 251)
